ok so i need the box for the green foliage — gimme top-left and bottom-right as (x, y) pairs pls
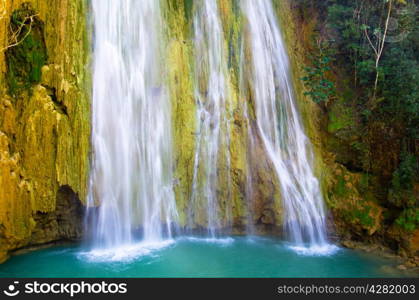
(301, 40), (336, 104)
(353, 206), (374, 227)
(324, 0), (418, 137)
(5, 5), (47, 96)
(328, 110), (350, 132)
(183, 0), (194, 21)
(381, 46), (419, 139)
(388, 151), (418, 207)
(392, 151), (417, 191)
(302, 0), (418, 183)
(350, 140), (370, 169)
(359, 173), (370, 192)
(335, 176), (347, 197)
(395, 208), (419, 232)
(342, 205), (375, 228)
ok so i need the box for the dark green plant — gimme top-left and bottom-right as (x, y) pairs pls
(301, 40), (336, 104)
(388, 151), (418, 207)
(392, 151), (417, 191)
(5, 4), (47, 96)
(395, 208), (419, 232)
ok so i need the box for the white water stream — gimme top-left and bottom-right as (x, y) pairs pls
(189, 0), (232, 236)
(88, 0), (177, 253)
(242, 0), (332, 252)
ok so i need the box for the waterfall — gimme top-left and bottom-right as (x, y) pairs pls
(188, 0), (232, 236)
(239, 39), (256, 236)
(242, 0), (330, 250)
(85, 0), (333, 256)
(88, 0), (177, 251)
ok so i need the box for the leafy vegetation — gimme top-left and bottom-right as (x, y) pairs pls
(301, 39), (336, 104)
(297, 0), (418, 234)
(299, 0), (418, 139)
(395, 208), (419, 232)
(388, 151), (418, 207)
(5, 4), (47, 96)
(324, 0), (418, 140)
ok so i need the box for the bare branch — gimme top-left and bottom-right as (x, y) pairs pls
(364, 27), (379, 57)
(378, 0), (393, 58)
(1, 13), (38, 53)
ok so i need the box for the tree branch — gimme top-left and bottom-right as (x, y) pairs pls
(1, 14), (38, 52)
(364, 26), (379, 57)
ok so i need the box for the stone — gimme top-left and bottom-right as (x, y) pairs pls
(0, 0), (90, 263)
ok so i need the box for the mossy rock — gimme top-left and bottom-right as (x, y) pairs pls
(5, 4), (47, 96)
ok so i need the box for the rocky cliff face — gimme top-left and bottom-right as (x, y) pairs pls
(0, 0), (90, 263)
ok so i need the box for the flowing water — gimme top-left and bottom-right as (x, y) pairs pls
(0, 237), (408, 278)
(242, 0), (329, 249)
(87, 0), (177, 250)
(86, 0), (335, 260)
(188, 0), (232, 236)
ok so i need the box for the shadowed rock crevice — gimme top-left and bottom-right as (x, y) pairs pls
(43, 84), (68, 116)
(56, 185), (84, 240)
(30, 185), (84, 246)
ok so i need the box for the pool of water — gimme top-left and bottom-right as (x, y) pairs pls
(0, 236), (407, 277)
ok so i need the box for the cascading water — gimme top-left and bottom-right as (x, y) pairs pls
(242, 0), (332, 252)
(239, 40), (257, 236)
(188, 0), (232, 237)
(85, 0), (333, 257)
(87, 0), (177, 254)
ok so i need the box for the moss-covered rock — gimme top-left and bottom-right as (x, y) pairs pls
(163, 0), (283, 231)
(0, 0), (90, 263)
(5, 3), (47, 96)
